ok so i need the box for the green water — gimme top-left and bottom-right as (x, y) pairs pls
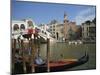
(39, 43), (96, 70)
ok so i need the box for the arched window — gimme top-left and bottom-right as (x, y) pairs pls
(45, 32), (47, 35)
(20, 24), (25, 30)
(13, 24), (19, 31)
(42, 31), (44, 33)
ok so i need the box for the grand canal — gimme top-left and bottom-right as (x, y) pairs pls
(39, 43), (96, 71)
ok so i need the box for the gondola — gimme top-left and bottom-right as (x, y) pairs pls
(34, 52), (89, 72)
(13, 52), (89, 74)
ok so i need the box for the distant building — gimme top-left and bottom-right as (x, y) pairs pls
(76, 25), (82, 39)
(81, 21), (96, 40)
(39, 13), (80, 41)
(47, 21), (64, 40)
(63, 13), (78, 41)
(63, 13), (69, 40)
(39, 24), (49, 31)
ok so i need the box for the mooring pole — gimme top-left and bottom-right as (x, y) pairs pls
(47, 38), (50, 72)
(37, 36), (40, 57)
(20, 35), (26, 73)
(31, 34), (35, 73)
(12, 38), (16, 73)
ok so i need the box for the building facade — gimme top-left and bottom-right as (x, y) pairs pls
(48, 22), (64, 40)
(39, 13), (79, 41)
(82, 22), (96, 40)
(63, 13), (78, 41)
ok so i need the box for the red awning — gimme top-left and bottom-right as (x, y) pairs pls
(27, 28), (35, 34)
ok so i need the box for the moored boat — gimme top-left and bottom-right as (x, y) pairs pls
(13, 52), (89, 74)
(34, 53), (89, 72)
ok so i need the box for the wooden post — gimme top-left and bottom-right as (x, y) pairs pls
(37, 36), (40, 57)
(31, 34), (35, 73)
(12, 39), (16, 73)
(47, 38), (50, 72)
(21, 39), (26, 73)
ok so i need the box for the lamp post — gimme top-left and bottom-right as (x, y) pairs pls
(20, 35), (26, 73)
(47, 34), (50, 72)
(31, 34), (35, 73)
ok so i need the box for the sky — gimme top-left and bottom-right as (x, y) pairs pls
(12, 0), (96, 25)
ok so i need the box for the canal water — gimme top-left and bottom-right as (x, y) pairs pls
(39, 43), (96, 71)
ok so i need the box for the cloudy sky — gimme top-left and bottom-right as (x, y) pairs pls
(12, 0), (96, 25)
(75, 6), (96, 25)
